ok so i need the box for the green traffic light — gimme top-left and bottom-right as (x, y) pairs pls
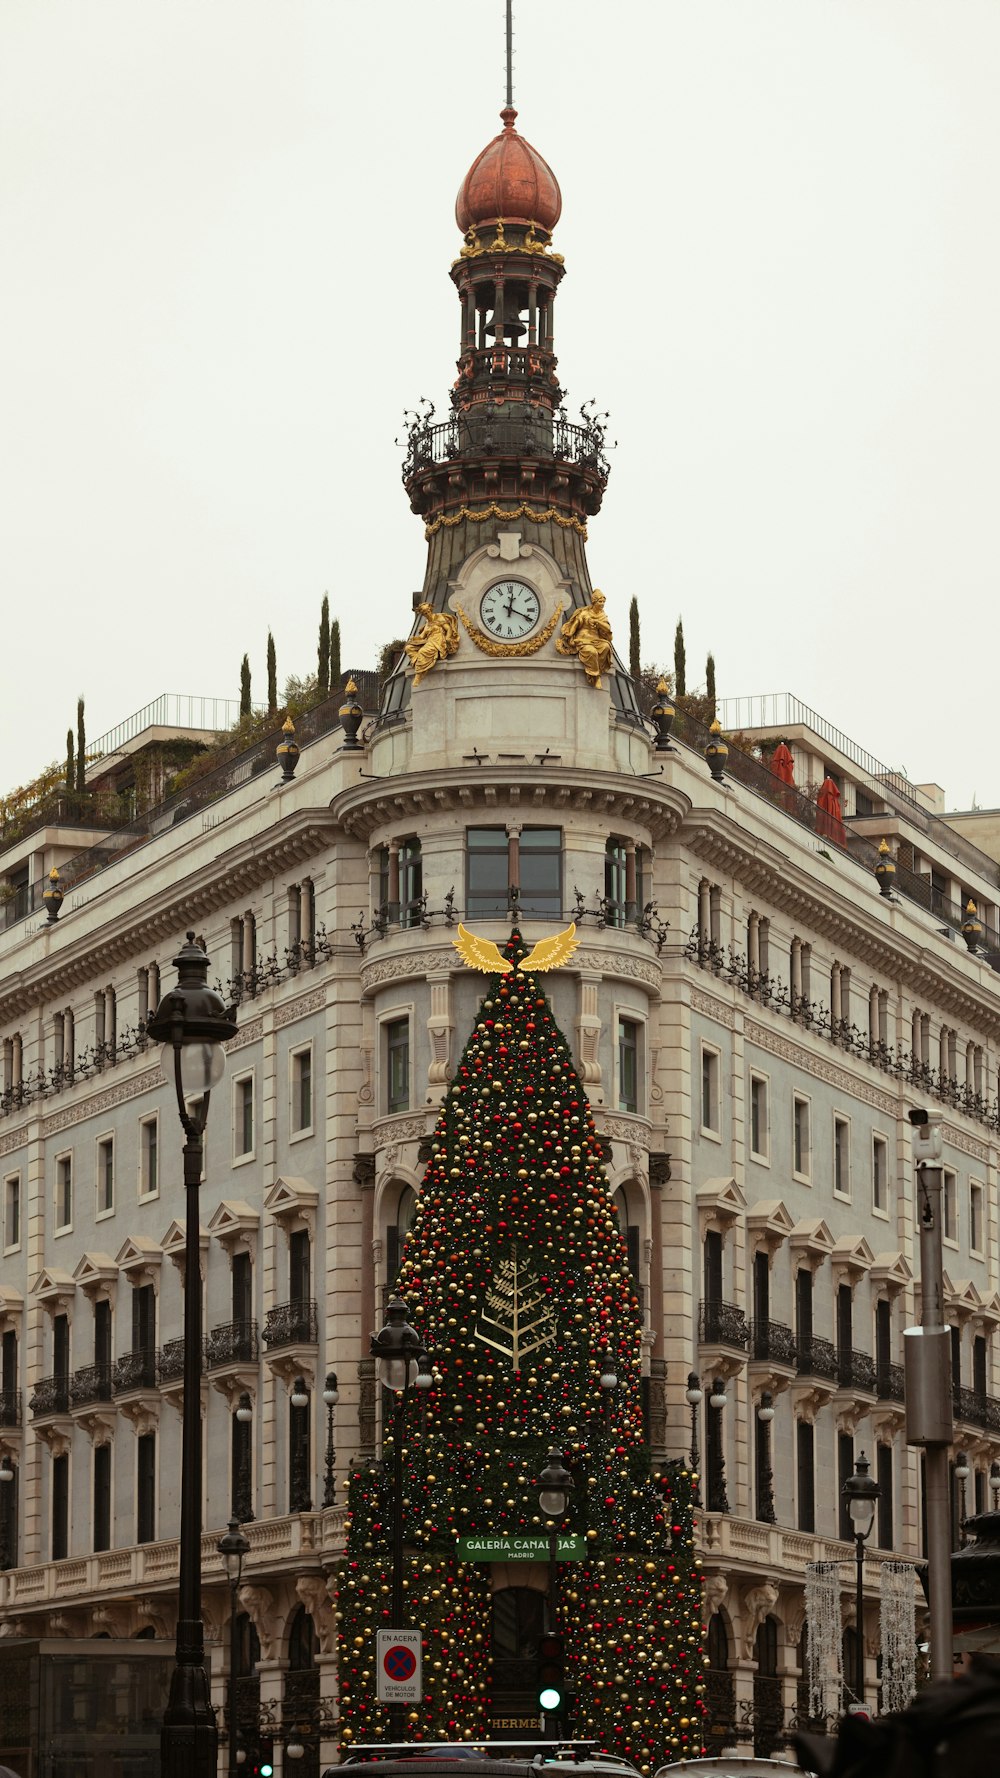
(539, 1684), (563, 1711)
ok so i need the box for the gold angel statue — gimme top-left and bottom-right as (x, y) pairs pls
(453, 922), (579, 974)
(405, 603), (460, 685)
(555, 589), (613, 689)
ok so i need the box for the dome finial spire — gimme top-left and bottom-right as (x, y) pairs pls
(505, 0), (514, 110)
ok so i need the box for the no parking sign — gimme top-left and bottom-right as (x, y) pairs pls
(377, 1628), (423, 1702)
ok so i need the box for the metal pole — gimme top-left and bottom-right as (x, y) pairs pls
(389, 1387), (406, 1742)
(854, 1537), (865, 1707)
(548, 1526), (558, 1633)
(161, 1116), (217, 1776)
(323, 1397), (336, 1509)
(917, 1163), (954, 1683)
(228, 1578), (240, 1778)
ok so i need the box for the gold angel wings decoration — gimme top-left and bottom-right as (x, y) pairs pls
(452, 922), (579, 974)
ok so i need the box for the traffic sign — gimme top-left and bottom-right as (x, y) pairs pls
(377, 1629), (423, 1702)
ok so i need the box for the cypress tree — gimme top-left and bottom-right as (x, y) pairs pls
(318, 594), (331, 695)
(674, 619), (686, 697)
(240, 655), (252, 718)
(266, 632), (277, 715)
(76, 698), (86, 793)
(338, 930), (705, 1767)
(330, 618), (342, 691)
(66, 730), (74, 792)
(706, 651), (716, 719)
(628, 595), (640, 681)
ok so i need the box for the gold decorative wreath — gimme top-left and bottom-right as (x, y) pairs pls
(455, 602), (561, 657)
(424, 503), (588, 539)
(453, 922), (579, 974)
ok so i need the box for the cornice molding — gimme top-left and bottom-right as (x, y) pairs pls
(333, 765), (690, 844)
(743, 1016), (899, 1117)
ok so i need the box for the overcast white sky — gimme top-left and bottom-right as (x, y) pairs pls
(2, 2), (998, 807)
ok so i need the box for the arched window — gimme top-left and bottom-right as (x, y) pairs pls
(612, 1188), (641, 1298)
(385, 1185), (417, 1298)
(288, 1605), (316, 1671)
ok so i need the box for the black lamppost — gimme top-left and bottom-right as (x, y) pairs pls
(756, 1391), (776, 1524)
(234, 1393), (253, 1524)
(955, 1450), (970, 1547)
(218, 1517), (251, 1778)
(0, 1455), (14, 1569)
(290, 1377), (312, 1512)
(322, 1372), (339, 1508)
(147, 933), (237, 1778)
(842, 1451), (879, 1707)
(686, 1374), (703, 1502)
(707, 1377), (729, 1514)
(538, 1448), (573, 1633)
(371, 1298), (431, 1741)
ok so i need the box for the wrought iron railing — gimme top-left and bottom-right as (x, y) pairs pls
(0, 1390), (21, 1428)
(400, 405), (613, 482)
(29, 1375), (70, 1418)
(750, 1319), (797, 1365)
(69, 1363), (113, 1407)
(205, 1319), (259, 1369)
(876, 1361), (905, 1402)
(698, 1300), (750, 1350)
(837, 1348), (876, 1392)
(157, 1339), (186, 1384)
(262, 1301), (318, 1350)
(113, 1349), (157, 1394)
(795, 1334), (839, 1382)
(702, 1669), (736, 1744)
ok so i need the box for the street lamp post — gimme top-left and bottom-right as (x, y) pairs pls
(707, 1378), (729, 1514)
(234, 1393), (254, 1524)
(842, 1452), (879, 1707)
(218, 1517), (251, 1778)
(0, 1455), (14, 1569)
(685, 1374), (703, 1503)
(371, 1298), (431, 1742)
(538, 1447), (573, 1734)
(290, 1377), (312, 1512)
(322, 1372), (340, 1508)
(955, 1450), (970, 1547)
(147, 933), (237, 1778)
(756, 1391), (776, 1524)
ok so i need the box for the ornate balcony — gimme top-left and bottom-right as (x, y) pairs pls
(750, 1320), (797, 1367)
(263, 1301), (318, 1351)
(0, 1390), (21, 1428)
(113, 1350), (157, 1395)
(876, 1362), (905, 1403)
(795, 1335), (839, 1382)
(70, 1364), (113, 1408)
(29, 1375), (70, 1419)
(157, 1340), (185, 1385)
(698, 1300), (749, 1351)
(836, 1349), (876, 1394)
(205, 1319), (259, 1370)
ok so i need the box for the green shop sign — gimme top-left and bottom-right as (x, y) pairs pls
(458, 1533), (587, 1562)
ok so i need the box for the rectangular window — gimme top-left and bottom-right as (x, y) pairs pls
(749, 1074), (769, 1160)
(873, 1134), (888, 1213)
(385, 1017), (410, 1114)
(877, 1444), (894, 1549)
(93, 1443), (111, 1553)
(517, 827), (562, 917)
(97, 1137), (114, 1215)
(232, 1251), (253, 1326)
(137, 1433), (156, 1544)
(618, 1019), (638, 1113)
(970, 1182), (984, 1256)
(235, 1077), (254, 1159)
(232, 1409), (252, 1522)
(793, 1096), (811, 1180)
(838, 1432), (855, 1541)
(796, 1269), (813, 1343)
(291, 1047), (313, 1134)
(466, 826), (510, 917)
(3, 1173), (20, 1251)
(400, 837), (423, 928)
(703, 1230), (723, 1306)
(973, 1334), (987, 1399)
(139, 1117), (158, 1197)
(605, 839), (628, 928)
(943, 1169), (957, 1244)
(53, 1314), (69, 1386)
(796, 1421), (815, 1533)
(1, 1329), (17, 1421)
(52, 1453), (69, 1560)
(133, 1282), (156, 1362)
(834, 1115), (851, 1198)
(701, 1046), (720, 1135)
(289, 1229), (311, 1306)
(876, 1298), (892, 1385)
(94, 1298), (112, 1377)
(55, 1154), (73, 1231)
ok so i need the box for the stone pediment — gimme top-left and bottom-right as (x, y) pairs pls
(264, 1176), (319, 1239)
(115, 1235), (163, 1291)
(31, 1268), (76, 1315)
(746, 1199), (794, 1254)
(870, 1251), (913, 1295)
(72, 1253), (119, 1304)
(697, 1177), (746, 1237)
(0, 1287), (24, 1332)
(207, 1200), (260, 1263)
(944, 1276), (984, 1318)
(160, 1219), (210, 1275)
(788, 1218), (834, 1270)
(830, 1234), (875, 1284)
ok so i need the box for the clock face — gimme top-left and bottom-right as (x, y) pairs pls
(479, 580), (541, 640)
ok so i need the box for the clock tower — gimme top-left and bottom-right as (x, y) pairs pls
(381, 105), (641, 722)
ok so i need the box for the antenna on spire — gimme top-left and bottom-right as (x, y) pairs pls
(505, 0), (514, 109)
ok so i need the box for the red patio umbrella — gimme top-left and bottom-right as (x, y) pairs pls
(816, 775), (847, 847)
(770, 742), (795, 786)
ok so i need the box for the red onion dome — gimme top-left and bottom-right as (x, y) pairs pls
(455, 108), (562, 234)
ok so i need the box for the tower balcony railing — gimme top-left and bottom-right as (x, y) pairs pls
(205, 1319), (259, 1369)
(400, 407), (611, 481)
(69, 1364), (113, 1408)
(795, 1334), (839, 1382)
(749, 1320), (797, 1366)
(29, 1375), (70, 1419)
(262, 1300), (318, 1351)
(698, 1300), (749, 1350)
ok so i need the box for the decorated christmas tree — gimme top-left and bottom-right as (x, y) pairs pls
(337, 930), (705, 1771)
